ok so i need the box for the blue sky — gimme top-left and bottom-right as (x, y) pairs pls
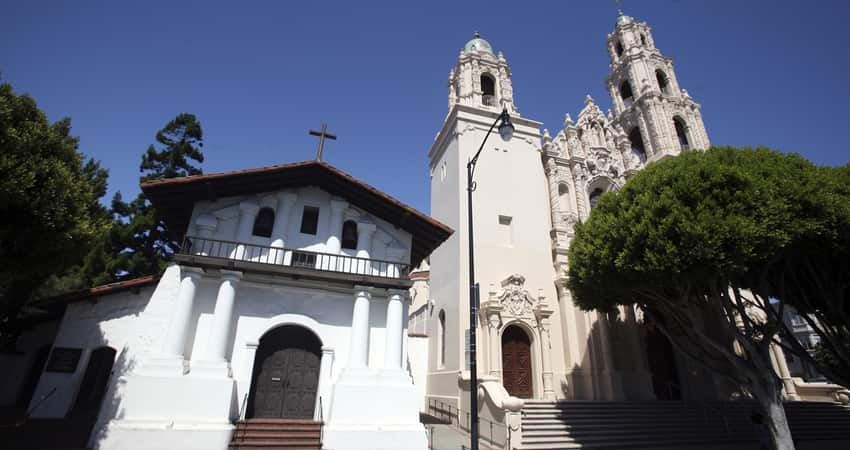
(2, 0), (848, 214)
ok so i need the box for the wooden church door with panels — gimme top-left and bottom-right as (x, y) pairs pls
(501, 325), (533, 398)
(248, 326), (321, 419)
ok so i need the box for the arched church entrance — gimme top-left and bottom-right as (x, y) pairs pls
(247, 325), (321, 419)
(642, 319), (682, 400)
(501, 325), (533, 398)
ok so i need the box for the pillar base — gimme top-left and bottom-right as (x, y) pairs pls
(325, 368), (425, 449)
(95, 419), (234, 450)
(138, 356), (189, 377)
(190, 360), (232, 379)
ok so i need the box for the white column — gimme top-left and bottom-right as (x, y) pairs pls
(270, 192), (298, 264)
(348, 286), (372, 369)
(488, 317), (501, 379)
(232, 201), (260, 260)
(204, 270), (243, 364)
(771, 343), (800, 400)
(325, 200), (349, 254)
(194, 214), (217, 256)
(161, 266), (204, 360)
(315, 346), (335, 421)
(539, 321), (555, 400)
(354, 222), (377, 275)
(384, 290), (406, 370)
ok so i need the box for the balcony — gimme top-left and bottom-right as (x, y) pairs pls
(482, 94), (497, 107)
(175, 236), (412, 288)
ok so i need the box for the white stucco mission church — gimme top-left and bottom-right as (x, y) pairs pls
(3, 10), (850, 450)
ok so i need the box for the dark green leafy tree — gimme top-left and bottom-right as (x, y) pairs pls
(0, 82), (109, 345)
(567, 147), (850, 450)
(109, 114), (204, 279)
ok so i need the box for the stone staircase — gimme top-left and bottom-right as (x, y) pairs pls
(228, 418), (322, 450)
(516, 400), (850, 449)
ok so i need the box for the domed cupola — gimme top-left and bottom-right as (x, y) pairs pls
(464, 32), (494, 54)
(615, 10), (634, 27)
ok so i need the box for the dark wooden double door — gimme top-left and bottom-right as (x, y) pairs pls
(248, 326), (321, 419)
(502, 325), (533, 398)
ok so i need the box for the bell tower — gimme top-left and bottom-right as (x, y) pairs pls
(447, 32), (518, 115)
(426, 33), (564, 403)
(606, 11), (709, 160)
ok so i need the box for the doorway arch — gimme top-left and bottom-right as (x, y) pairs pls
(247, 325), (322, 419)
(642, 318), (682, 400)
(501, 325), (533, 398)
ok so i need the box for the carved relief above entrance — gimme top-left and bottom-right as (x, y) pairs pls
(480, 273), (556, 400)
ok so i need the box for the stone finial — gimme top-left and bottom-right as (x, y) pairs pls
(564, 113), (573, 127)
(682, 89), (691, 98)
(584, 94), (595, 105)
(606, 110), (614, 121)
(498, 51), (506, 62)
(543, 128), (552, 143)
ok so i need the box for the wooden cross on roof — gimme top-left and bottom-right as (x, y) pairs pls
(309, 123), (337, 161)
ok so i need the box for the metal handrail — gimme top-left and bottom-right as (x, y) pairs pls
(428, 398), (508, 449)
(318, 397), (324, 445)
(181, 235), (410, 279)
(238, 392), (249, 420)
(26, 387), (57, 417)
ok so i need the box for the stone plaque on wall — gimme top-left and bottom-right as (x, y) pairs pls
(45, 347), (82, 373)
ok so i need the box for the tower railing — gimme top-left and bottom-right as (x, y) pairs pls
(482, 94), (497, 107)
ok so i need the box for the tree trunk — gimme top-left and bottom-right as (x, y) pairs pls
(755, 381), (795, 450)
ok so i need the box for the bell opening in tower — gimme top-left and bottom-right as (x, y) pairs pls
(629, 127), (647, 162)
(656, 70), (669, 95)
(620, 80), (634, 107)
(481, 73), (497, 107)
(674, 118), (690, 151)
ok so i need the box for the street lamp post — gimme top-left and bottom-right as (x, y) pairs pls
(466, 108), (514, 450)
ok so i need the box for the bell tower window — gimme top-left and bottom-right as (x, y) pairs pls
(252, 207), (275, 238)
(629, 127), (647, 162)
(674, 118), (690, 150)
(620, 80), (634, 107)
(481, 73), (497, 106)
(656, 70), (669, 95)
(615, 40), (624, 57)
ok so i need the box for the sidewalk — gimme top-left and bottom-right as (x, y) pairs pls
(426, 424), (502, 450)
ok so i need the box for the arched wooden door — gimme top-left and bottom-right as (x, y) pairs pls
(501, 325), (533, 398)
(248, 325), (321, 419)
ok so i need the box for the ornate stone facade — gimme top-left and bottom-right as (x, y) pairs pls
(426, 12), (716, 407)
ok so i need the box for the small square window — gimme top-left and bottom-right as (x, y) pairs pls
(498, 215), (513, 246)
(300, 206), (319, 235)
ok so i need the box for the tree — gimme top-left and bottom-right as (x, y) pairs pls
(109, 114), (204, 280)
(567, 147), (850, 450)
(0, 82), (109, 345)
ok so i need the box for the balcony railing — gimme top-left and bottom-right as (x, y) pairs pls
(481, 94), (497, 107)
(180, 236), (410, 280)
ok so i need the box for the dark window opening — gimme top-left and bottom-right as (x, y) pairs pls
(629, 127), (647, 162)
(341, 220), (358, 250)
(620, 80), (634, 104)
(252, 207), (275, 238)
(439, 310), (446, 367)
(615, 41), (624, 57)
(656, 70), (669, 94)
(481, 74), (497, 106)
(300, 206), (319, 235)
(674, 118), (690, 150)
(589, 188), (605, 209)
(641, 34), (647, 46)
(70, 347), (116, 417)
